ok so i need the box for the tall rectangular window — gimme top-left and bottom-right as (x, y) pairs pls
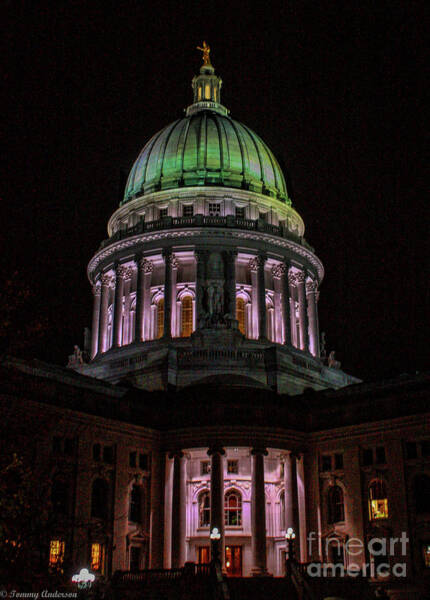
(159, 208), (168, 218)
(375, 447), (386, 464)
(227, 460), (239, 474)
(208, 203), (221, 216)
(334, 453), (344, 470)
(49, 540), (65, 567)
(321, 455), (332, 472)
(183, 205), (194, 217)
(139, 453), (149, 470)
(362, 448), (373, 466)
(129, 451), (137, 468)
(235, 206), (245, 218)
(201, 461), (210, 475)
(91, 543), (105, 573)
(103, 446), (114, 464)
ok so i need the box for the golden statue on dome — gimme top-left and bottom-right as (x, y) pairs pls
(197, 41), (212, 66)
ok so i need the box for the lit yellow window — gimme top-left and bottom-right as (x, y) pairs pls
(49, 539), (65, 567)
(181, 296), (193, 337)
(157, 298), (164, 338)
(91, 542), (105, 573)
(205, 84), (211, 99)
(198, 86), (202, 100)
(368, 480), (389, 520)
(214, 87), (217, 101)
(236, 298), (246, 335)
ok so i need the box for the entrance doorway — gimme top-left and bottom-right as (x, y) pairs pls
(225, 545), (242, 576)
(198, 546), (210, 564)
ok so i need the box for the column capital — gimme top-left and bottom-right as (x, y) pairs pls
(139, 257), (154, 273)
(171, 255), (180, 269)
(92, 282), (101, 296)
(207, 446), (225, 457)
(101, 273), (113, 287)
(116, 264), (129, 279)
(251, 447), (268, 457)
(295, 270), (306, 284)
(168, 450), (184, 460)
(288, 272), (297, 286)
(306, 280), (318, 294)
(124, 266), (134, 280)
(271, 263), (286, 279)
(248, 257), (258, 272)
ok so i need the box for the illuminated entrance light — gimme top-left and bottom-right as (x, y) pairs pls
(72, 568), (95, 589)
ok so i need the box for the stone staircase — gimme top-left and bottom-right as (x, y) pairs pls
(110, 563), (217, 600)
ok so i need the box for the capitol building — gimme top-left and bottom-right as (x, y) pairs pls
(2, 48), (429, 599)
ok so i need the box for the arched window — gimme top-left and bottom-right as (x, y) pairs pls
(414, 474), (430, 514)
(51, 478), (69, 515)
(327, 486), (345, 524)
(156, 298), (164, 338)
(198, 491), (210, 527)
(236, 297), (246, 335)
(224, 490), (242, 526)
(280, 490), (285, 530)
(91, 478), (109, 520)
(368, 479), (388, 520)
(181, 295), (193, 337)
(129, 484), (142, 523)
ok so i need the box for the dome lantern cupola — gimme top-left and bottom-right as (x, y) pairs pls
(186, 42), (228, 117)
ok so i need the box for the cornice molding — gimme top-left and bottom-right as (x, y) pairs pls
(88, 228), (324, 282)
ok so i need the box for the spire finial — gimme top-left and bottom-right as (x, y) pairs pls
(197, 41), (212, 67)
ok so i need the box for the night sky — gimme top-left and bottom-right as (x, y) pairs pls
(2, 1), (428, 382)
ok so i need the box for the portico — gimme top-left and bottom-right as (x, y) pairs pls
(162, 446), (303, 576)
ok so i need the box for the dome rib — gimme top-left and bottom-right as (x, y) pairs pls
(159, 119), (182, 182)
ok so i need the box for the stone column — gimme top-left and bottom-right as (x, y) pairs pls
(113, 265), (127, 348)
(208, 446), (225, 564)
(169, 451), (183, 568)
(171, 256), (179, 337)
(256, 254), (267, 340)
(224, 250), (237, 323)
(306, 280), (319, 357)
(288, 273), (297, 347)
(272, 264), (283, 344)
(98, 273), (112, 353)
(142, 259), (154, 340)
(149, 450), (165, 568)
(284, 452), (300, 559)
(248, 258), (259, 339)
(91, 282), (101, 358)
(195, 248), (207, 330)
(296, 271), (309, 352)
(281, 262), (292, 345)
(122, 267), (133, 344)
(134, 254), (145, 342)
(162, 248), (172, 339)
(251, 447), (268, 575)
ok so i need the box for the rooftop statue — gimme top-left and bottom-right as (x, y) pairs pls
(197, 41), (211, 66)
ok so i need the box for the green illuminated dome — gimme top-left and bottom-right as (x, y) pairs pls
(123, 63), (289, 205)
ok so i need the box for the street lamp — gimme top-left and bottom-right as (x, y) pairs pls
(72, 568), (96, 590)
(285, 527), (296, 564)
(210, 527), (221, 565)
